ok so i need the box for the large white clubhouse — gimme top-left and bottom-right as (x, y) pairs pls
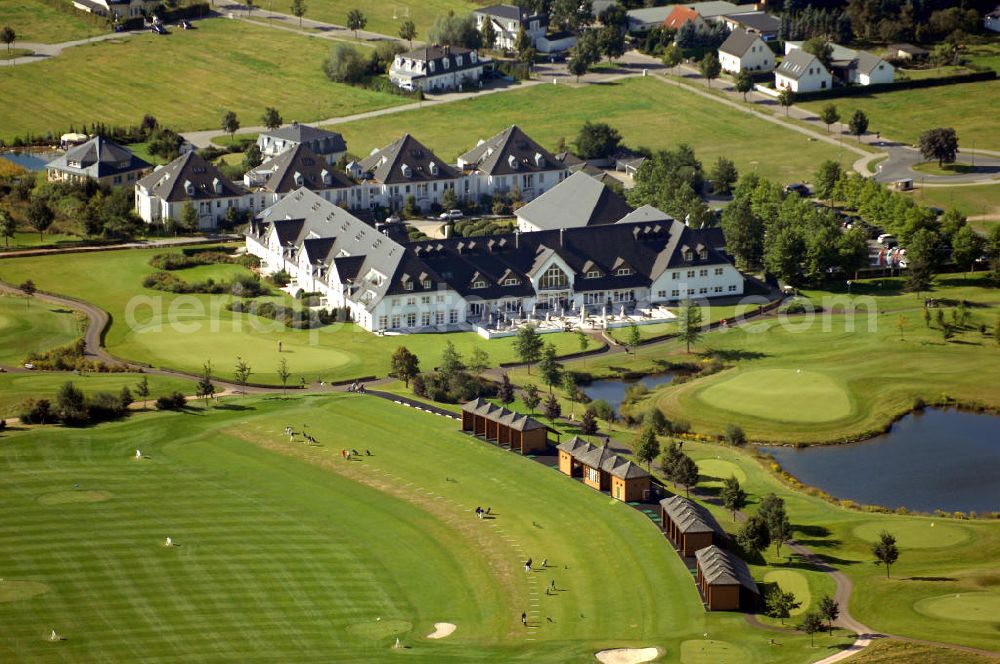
(245, 182), (744, 334)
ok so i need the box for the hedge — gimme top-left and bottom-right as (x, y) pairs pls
(791, 69), (997, 101)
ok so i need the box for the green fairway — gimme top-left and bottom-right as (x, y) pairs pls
(267, 0), (486, 41)
(763, 570), (811, 615)
(799, 80), (1000, 151)
(679, 639), (748, 664)
(0, 394), (840, 661)
(0, 0), (109, 43)
(0, 247), (597, 384)
(0, 293), (81, 366)
(914, 592), (1000, 622)
(0, 18), (406, 142)
(0, 372), (195, 418)
(847, 639), (999, 663)
(697, 368), (852, 424)
(327, 77), (849, 182)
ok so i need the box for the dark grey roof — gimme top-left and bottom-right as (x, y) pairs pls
(854, 50), (888, 75)
(474, 3), (526, 21)
(458, 125), (561, 177)
(558, 437), (651, 480)
(250, 144), (353, 194)
(136, 151), (245, 202)
(516, 171), (635, 231)
(397, 45), (482, 76)
(722, 11), (779, 34)
(695, 545), (758, 592)
(46, 136), (150, 179)
(719, 28), (763, 57)
(462, 398), (546, 431)
(776, 49), (824, 80)
(886, 43), (928, 56)
(660, 495), (725, 536)
(359, 134), (459, 185)
(261, 123), (346, 155)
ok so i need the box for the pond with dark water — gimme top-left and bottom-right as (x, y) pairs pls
(762, 409), (1000, 513)
(0, 150), (60, 171)
(582, 373), (675, 414)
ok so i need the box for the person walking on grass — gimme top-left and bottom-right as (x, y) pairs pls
(521, 611), (527, 626)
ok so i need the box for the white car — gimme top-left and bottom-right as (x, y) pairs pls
(399, 82), (415, 92)
(23, 363), (35, 370)
(438, 209), (463, 220)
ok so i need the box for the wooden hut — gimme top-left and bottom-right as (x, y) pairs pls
(695, 545), (759, 611)
(556, 437), (652, 502)
(659, 495), (725, 557)
(460, 398), (548, 454)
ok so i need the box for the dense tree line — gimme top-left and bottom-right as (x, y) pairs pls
(627, 144), (712, 228)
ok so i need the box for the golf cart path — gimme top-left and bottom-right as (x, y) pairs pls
(0, 29), (151, 67)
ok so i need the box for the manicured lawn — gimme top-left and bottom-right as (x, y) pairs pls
(266, 0), (486, 41)
(0, 372), (195, 419)
(0, 247), (598, 384)
(0, 18), (406, 142)
(905, 185), (1000, 231)
(846, 639), (998, 664)
(0, 293), (81, 366)
(911, 162), (979, 176)
(0, 48), (34, 61)
(0, 394), (837, 661)
(2, 232), (86, 249)
(799, 80), (1000, 150)
(0, 0), (109, 44)
(326, 77), (849, 182)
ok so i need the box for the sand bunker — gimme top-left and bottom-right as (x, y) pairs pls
(595, 647), (660, 664)
(0, 580), (51, 603)
(38, 490), (111, 505)
(427, 622), (456, 639)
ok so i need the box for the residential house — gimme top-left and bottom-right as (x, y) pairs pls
(718, 28), (774, 73)
(718, 11), (779, 40)
(986, 5), (1000, 32)
(557, 437), (652, 502)
(256, 123), (347, 164)
(474, 4), (548, 50)
(457, 125), (568, 204)
(695, 545), (760, 611)
(72, 0), (156, 20)
(134, 152), (248, 228)
(774, 49), (831, 92)
(626, 1), (753, 33)
(46, 136), (151, 188)
(356, 134), (461, 212)
(389, 45), (485, 92)
(244, 143), (354, 209)
(515, 171), (636, 233)
(245, 187), (744, 333)
(886, 43), (929, 62)
(785, 41), (894, 86)
(664, 5), (706, 31)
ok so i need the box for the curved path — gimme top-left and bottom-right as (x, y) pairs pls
(0, 29), (150, 67)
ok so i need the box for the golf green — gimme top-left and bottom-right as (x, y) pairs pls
(695, 459), (747, 485)
(853, 520), (971, 549)
(763, 570), (811, 615)
(914, 592), (1000, 622)
(696, 369), (852, 424)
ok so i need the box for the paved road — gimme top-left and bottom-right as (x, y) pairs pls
(0, 29), (155, 67)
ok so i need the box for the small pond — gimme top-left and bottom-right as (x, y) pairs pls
(762, 409), (1000, 514)
(582, 373), (675, 414)
(0, 150), (60, 171)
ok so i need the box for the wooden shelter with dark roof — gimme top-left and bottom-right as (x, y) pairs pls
(557, 436), (651, 502)
(659, 495), (726, 556)
(695, 545), (760, 611)
(461, 398), (549, 454)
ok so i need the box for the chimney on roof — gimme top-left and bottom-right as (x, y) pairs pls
(515, 229), (520, 249)
(559, 228), (564, 247)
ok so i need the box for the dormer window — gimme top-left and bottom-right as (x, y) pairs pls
(471, 52), (477, 63)
(473, 280), (487, 289)
(321, 169), (332, 186)
(184, 179), (195, 196)
(504, 277), (519, 286)
(456, 55), (463, 66)
(534, 152), (545, 167)
(508, 155), (519, 170)
(615, 267), (632, 276)
(405, 281), (414, 291)
(422, 279), (431, 288)
(429, 61), (435, 73)
(428, 161), (439, 176)
(293, 171), (304, 187)
(586, 269), (602, 279)
(443, 58), (450, 69)
(401, 164), (412, 178)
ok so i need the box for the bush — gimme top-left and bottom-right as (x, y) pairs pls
(149, 250), (238, 270)
(142, 271), (268, 297)
(155, 392), (188, 411)
(20, 399), (53, 425)
(0, 418), (5, 432)
(324, 43), (370, 84)
(724, 423), (747, 446)
(270, 270), (291, 287)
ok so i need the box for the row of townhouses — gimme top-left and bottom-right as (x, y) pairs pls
(244, 173), (744, 334)
(134, 125), (571, 229)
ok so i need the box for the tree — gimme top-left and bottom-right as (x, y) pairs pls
(324, 42), (369, 83)
(427, 12), (481, 49)
(261, 106), (283, 130)
(896, 314), (908, 341)
(480, 17), (496, 50)
(677, 298), (703, 353)
(952, 225), (984, 276)
(242, 144), (263, 172)
(398, 19), (417, 48)
(290, 0), (307, 29)
(872, 530), (900, 578)
(598, 24), (625, 63)
(522, 384), (541, 415)
(234, 356), (252, 397)
(777, 87), (794, 116)
(819, 103), (840, 133)
(551, 0), (594, 32)
(0, 26), (14, 58)
(537, 343), (562, 394)
(710, 157), (738, 195)
(800, 611), (824, 647)
(498, 373), (515, 405)
(277, 356), (291, 396)
(346, 9), (366, 39)
(27, 199), (54, 243)
(55, 381), (88, 424)
(390, 346), (420, 387)
(119, 386), (134, 410)
(197, 361), (216, 406)
(817, 595), (839, 635)
(0, 209), (15, 247)
(661, 43), (682, 75)
(905, 228), (943, 293)
(179, 201), (199, 233)
(721, 475), (748, 520)
(245, 0), (254, 16)
(575, 121), (622, 160)
(849, 109), (869, 142)
(576, 329), (591, 363)
(467, 346), (489, 375)
(758, 493), (792, 557)
(634, 426), (660, 471)
(625, 322), (641, 356)
(699, 52), (721, 87)
(734, 69), (753, 101)
(802, 37), (833, 70)
(724, 424), (746, 447)
(439, 341), (465, 381)
(813, 160), (843, 204)
(738, 514), (772, 556)
(918, 127), (959, 168)
(543, 393), (561, 422)
(673, 454), (699, 498)
(567, 52), (590, 82)
(514, 325), (543, 373)
(221, 110), (240, 141)
(580, 408), (598, 437)
(135, 375), (150, 410)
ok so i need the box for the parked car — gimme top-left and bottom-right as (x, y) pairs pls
(784, 183), (810, 197)
(23, 363), (35, 370)
(385, 214), (401, 224)
(399, 81), (415, 92)
(151, 24), (167, 35)
(439, 209), (463, 220)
